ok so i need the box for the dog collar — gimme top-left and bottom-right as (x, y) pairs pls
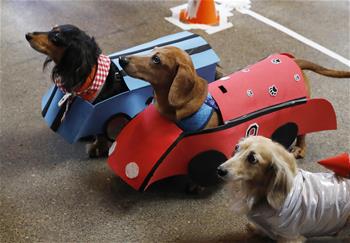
(55, 54), (111, 103)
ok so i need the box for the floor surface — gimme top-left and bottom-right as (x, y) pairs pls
(1, 1), (349, 242)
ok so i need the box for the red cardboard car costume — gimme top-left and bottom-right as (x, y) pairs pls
(108, 53), (337, 191)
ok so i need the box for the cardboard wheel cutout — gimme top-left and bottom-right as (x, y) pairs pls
(105, 114), (131, 141)
(271, 123), (298, 149)
(188, 150), (227, 186)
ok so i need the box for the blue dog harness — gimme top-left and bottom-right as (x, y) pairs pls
(177, 94), (219, 132)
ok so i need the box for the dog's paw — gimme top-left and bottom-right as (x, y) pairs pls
(291, 146), (306, 159)
(277, 236), (305, 243)
(246, 222), (265, 236)
(185, 183), (205, 195)
(86, 143), (109, 158)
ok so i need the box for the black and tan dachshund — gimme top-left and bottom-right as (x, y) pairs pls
(26, 24), (128, 157)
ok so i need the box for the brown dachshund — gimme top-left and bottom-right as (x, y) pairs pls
(119, 46), (221, 129)
(119, 46), (350, 159)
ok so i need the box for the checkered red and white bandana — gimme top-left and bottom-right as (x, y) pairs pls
(88, 54), (111, 97)
(55, 54), (111, 102)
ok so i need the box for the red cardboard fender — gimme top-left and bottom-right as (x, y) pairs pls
(146, 98), (337, 190)
(108, 105), (182, 190)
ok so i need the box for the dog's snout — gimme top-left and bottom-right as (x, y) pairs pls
(217, 166), (228, 177)
(25, 33), (32, 41)
(119, 56), (129, 68)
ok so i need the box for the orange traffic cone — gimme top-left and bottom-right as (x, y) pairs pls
(180, 0), (220, 26)
(318, 153), (350, 178)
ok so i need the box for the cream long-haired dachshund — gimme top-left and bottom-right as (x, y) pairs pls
(119, 46), (350, 159)
(217, 136), (350, 243)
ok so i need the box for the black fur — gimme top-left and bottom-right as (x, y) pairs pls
(43, 24), (127, 101)
(26, 24), (128, 158)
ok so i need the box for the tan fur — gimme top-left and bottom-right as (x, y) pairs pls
(122, 46), (216, 128)
(292, 60), (350, 159)
(295, 59), (350, 78)
(219, 136), (297, 212)
(218, 135), (350, 243)
(26, 26), (65, 63)
(123, 47), (350, 157)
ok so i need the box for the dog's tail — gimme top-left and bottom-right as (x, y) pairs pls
(295, 59), (350, 78)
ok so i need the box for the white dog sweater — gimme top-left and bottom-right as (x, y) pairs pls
(248, 169), (350, 239)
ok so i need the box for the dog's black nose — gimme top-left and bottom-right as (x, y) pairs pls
(25, 33), (32, 41)
(119, 56), (129, 68)
(217, 167), (228, 177)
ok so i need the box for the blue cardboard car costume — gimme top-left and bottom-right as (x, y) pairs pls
(108, 53), (337, 191)
(41, 31), (220, 143)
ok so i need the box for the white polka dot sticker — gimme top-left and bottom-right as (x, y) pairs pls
(125, 162), (139, 179)
(294, 74), (301, 81)
(108, 141), (117, 156)
(220, 76), (230, 81)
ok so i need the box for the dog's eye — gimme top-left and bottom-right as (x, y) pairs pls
(247, 152), (258, 164)
(49, 32), (59, 42)
(53, 33), (60, 41)
(50, 32), (61, 43)
(152, 55), (161, 64)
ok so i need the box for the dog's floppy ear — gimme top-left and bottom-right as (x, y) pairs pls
(168, 63), (195, 108)
(266, 154), (294, 210)
(53, 40), (96, 91)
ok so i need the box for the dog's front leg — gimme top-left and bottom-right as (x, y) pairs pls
(337, 217), (350, 238)
(246, 222), (266, 237)
(291, 135), (306, 159)
(185, 179), (205, 195)
(86, 134), (110, 158)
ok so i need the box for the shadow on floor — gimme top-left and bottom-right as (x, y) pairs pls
(177, 232), (273, 243)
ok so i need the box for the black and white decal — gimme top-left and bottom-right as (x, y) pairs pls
(269, 85), (278, 97)
(246, 123), (259, 137)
